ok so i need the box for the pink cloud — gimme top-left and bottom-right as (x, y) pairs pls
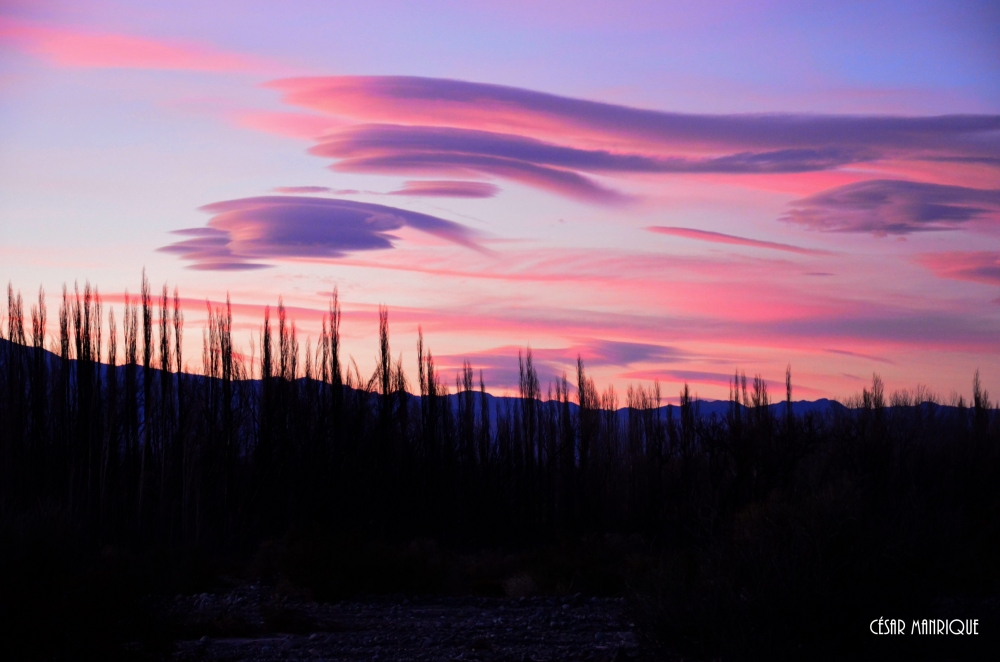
(388, 180), (500, 198)
(88, 276), (998, 394)
(315, 244), (800, 289)
(824, 348), (896, 365)
(0, 17), (275, 73)
(260, 241), (994, 353)
(337, 294), (997, 353)
(617, 369), (737, 388)
(648, 226), (831, 255)
(916, 251), (1000, 285)
(267, 76), (1000, 157)
(234, 111), (339, 140)
(260, 76), (999, 209)
(427, 339), (692, 391)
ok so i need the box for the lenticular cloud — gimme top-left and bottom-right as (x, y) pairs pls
(269, 76), (1000, 155)
(263, 75), (1000, 206)
(310, 124), (862, 204)
(160, 196), (484, 270)
(783, 180), (1000, 236)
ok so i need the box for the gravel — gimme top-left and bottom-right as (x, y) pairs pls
(164, 585), (651, 661)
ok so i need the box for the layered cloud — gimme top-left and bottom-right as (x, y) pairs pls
(308, 124), (872, 203)
(783, 180), (1000, 235)
(254, 76), (1000, 206)
(160, 196), (484, 270)
(313, 124), (865, 174)
(648, 226), (830, 255)
(269, 77), (1000, 157)
(310, 125), (631, 204)
(917, 252), (1000, 286)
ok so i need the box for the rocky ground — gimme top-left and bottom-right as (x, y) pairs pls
(157, 584), (655, 661)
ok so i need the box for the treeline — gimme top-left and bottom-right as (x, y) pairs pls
(1, 275), (998, 559)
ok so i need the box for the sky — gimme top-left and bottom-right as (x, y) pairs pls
(1, 0), (998, 403)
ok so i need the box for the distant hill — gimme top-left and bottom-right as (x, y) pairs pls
(4, 338), (963, 422)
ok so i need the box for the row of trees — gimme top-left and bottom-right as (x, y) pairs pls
(1, 276), (998, 553)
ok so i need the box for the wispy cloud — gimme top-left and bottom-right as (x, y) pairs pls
(388, 180), (500, 198)
(430, 339), (690, 390)
(273, 181), (497, 198)
(579, 339), (689, 366)
(0, 17), (276, 73)
(273, 186), (333, 194)
(648, 226), (831, 255)
(160, 196), (486, 270)
(824, 348), (895, 365)
(917, 251), (1000, 285)
(783, 180), (1000, 235)
(234, 111), (339, 140)
(617, 369), (738, 388)
(272, 186), (360, 195)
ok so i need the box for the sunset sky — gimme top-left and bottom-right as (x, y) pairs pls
(2, 0), (998, 402)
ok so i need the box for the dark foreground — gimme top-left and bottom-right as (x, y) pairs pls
(3, 292), (1000, 660)
(162, 587), (648, 662)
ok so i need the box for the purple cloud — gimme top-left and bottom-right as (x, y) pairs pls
(783, 180), (1000, 235)
(770, 310), (998, 347)
(272, 76), (1000, 157)
(432, 339), (689, 391)
(314, 125), (861, 174)
(582, 339), (688, 366)
(160, 196), (485, 270)
(388, 180), (500, 198)
(263, 77), (1000, 206)
(308, 124), (869, 204)
(618, 368), (739, 388)
(311, 125), (631, 204)
(322, 124), (866, 173)
(159, 227), (270, 271)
